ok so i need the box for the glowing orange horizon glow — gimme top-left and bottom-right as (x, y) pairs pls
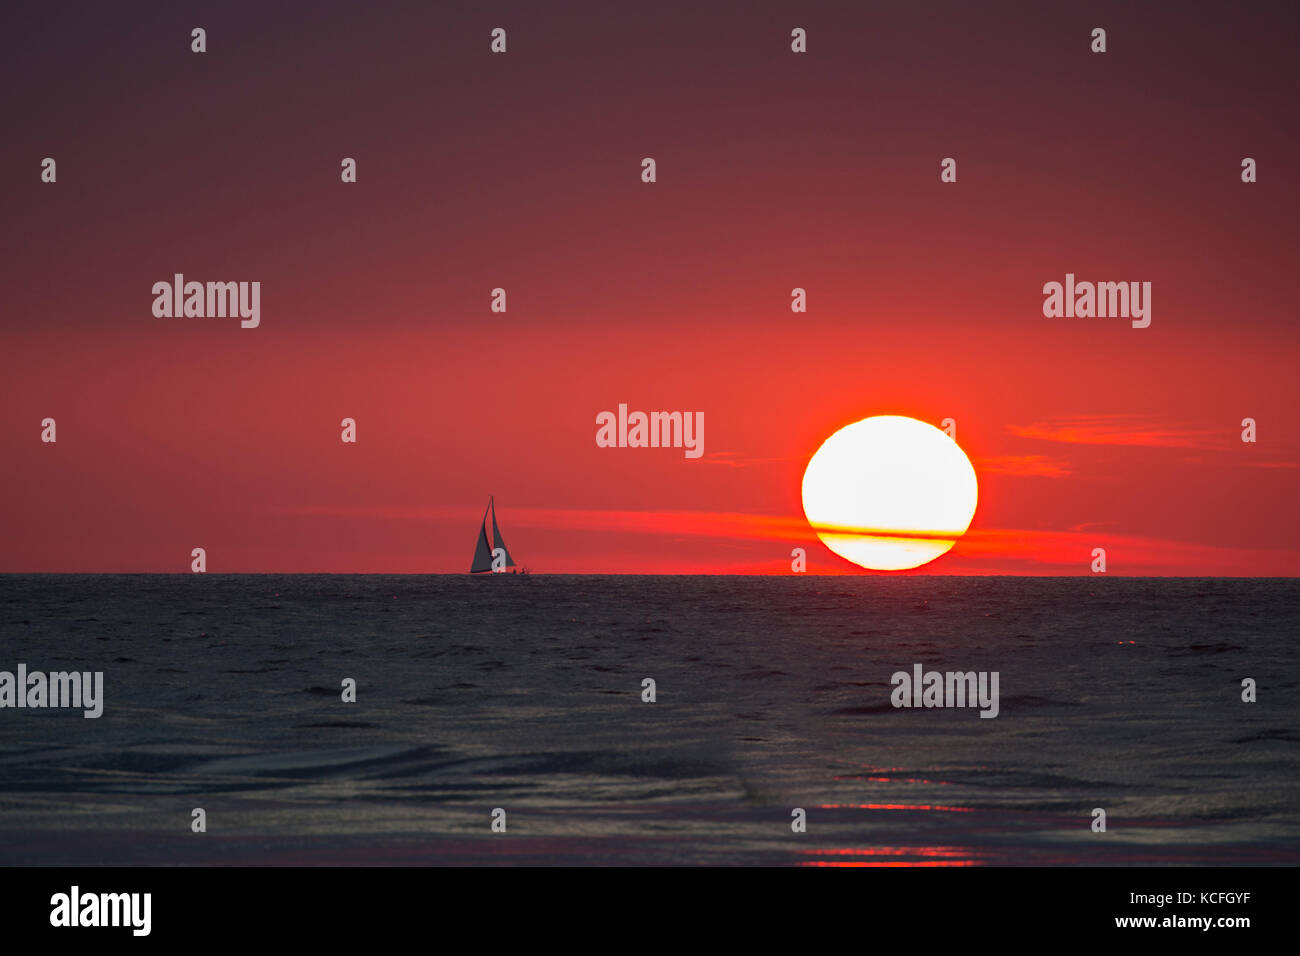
(814, 803), (975, 812)
(796, 846), (984, 866)
(798, 863), (978, 868)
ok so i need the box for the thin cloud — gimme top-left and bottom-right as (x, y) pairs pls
(1007, 414), (1225, 449)
(698, 452), (792, 468)
(974, 454), (1072, 477)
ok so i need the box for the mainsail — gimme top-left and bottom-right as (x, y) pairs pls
(470, 496), (516, 573)
(490, 500), (516, 568)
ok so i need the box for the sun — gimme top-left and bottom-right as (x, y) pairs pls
(801, 415), (978, 571)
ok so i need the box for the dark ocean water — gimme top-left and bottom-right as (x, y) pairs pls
(0, 575), (1297, 866)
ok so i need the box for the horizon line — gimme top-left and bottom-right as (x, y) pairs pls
(2, 571), (1297, 579)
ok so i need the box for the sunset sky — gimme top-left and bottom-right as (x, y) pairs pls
(2, 1), (1297, 574)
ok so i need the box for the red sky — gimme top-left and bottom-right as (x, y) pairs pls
(2, 1), (1297, 574)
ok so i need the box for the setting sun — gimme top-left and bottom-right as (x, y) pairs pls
(801, 416), (979, 571)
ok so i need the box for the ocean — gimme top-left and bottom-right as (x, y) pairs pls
(1, 575), (1297, 866)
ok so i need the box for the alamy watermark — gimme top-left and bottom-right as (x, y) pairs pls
(50, 886), (150, 936)
(152, 274), (260, 328)
(890, 663), (999, 718)
(596, 404), (704, 458)
(0, 664), (103, 718)
(1043, 273), (1150, 328)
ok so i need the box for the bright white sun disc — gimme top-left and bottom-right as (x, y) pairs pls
(801, 415), (978, 571)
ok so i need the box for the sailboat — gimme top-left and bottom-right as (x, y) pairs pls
(469, 496), (521, 573)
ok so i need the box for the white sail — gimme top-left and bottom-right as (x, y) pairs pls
(490, 498), (516, 567)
